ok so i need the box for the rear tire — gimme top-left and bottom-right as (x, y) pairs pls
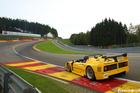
(66, 63), (71, 72)
(86, 66), (96, 80)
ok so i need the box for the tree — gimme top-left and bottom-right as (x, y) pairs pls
(0, 17), (58, 38)
(127, 34), (138, 43)
(90, 18), (127, 46)
(70, 32), (88, 45)
(135, 24), (140, 43)
(86, 31), (91, 45)
(51, 27), (58, 38)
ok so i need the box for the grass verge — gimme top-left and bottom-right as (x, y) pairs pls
(3, 65), (69, 93)
(36, 41), (100, 54)
(3, 65), (92, 93)
(59, 39), (73, 45)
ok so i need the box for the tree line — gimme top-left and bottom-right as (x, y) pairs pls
(0, 17), (58, 38)
(70, 18), (140, 47)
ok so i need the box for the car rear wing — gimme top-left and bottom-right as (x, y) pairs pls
(88, 53), (127, 62)
(103, 53), (127, 58)
(103, 53), (128, 62)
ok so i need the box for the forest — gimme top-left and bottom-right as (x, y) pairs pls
(70, 18), (140, 47)
(0, 17), (58, 38)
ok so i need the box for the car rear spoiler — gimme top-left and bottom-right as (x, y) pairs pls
(103, 53), (127, 62)
(88, 53), (127, 62)
(103, 53), (127, 58)
(88, 53), (127, 58)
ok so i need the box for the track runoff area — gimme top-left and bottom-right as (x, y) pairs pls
(2, 60), (140, 93)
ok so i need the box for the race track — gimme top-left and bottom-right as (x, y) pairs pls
(0, 41), (140, 84)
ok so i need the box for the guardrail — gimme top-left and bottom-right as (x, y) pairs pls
(0, 65), (41, 93)
(57, 40), (140, 53)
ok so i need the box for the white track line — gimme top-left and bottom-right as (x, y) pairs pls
(13, 41), (140, 84)
(12, 43), (69, 84)
(115, 77), (140, 83)
(13, 43), (63, 67)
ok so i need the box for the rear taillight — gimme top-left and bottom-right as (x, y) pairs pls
(104, 64), (117, 71)
(104, 66), (111, 71)
(123, 62), (128, 66)
(119, 62), (128, 68)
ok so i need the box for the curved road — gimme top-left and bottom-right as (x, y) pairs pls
(0, 41), (140, 82)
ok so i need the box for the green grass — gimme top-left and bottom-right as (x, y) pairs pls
(3, 65), (91, 93)
(3, 65), (69, 93)
(36, 41), (99, 54)
(60, 39), (73, 45)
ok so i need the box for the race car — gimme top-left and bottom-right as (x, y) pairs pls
(65, 53), (129, 80)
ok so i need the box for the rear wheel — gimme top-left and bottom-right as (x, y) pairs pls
(86, 66), (96, 80)
(66, 63), (71, 72)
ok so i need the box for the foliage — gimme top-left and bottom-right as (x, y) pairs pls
(51, 27), (58, 37)
(126, 24), (140, 44)
(0, 17), (58, 37)
(70, 32), (90, 45)
(70, 18), (127, 47)
(90, 18), (127, 46)
(135, 24), (140, 43)
(126, 34), (138, 43)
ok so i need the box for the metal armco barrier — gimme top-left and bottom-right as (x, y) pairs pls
(0, 65), (41, 93)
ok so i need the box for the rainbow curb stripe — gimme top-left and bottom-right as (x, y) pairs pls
(2, 60), (140, 93)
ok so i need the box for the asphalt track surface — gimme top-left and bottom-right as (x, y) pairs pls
(0, 41), (140, 82)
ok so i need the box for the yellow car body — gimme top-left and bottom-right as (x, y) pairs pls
(65, 53), (129, 80)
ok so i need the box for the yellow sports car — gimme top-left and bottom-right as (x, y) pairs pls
(65, 53), (129, 80)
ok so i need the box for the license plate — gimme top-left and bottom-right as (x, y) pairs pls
(104, 74), (108, 78)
